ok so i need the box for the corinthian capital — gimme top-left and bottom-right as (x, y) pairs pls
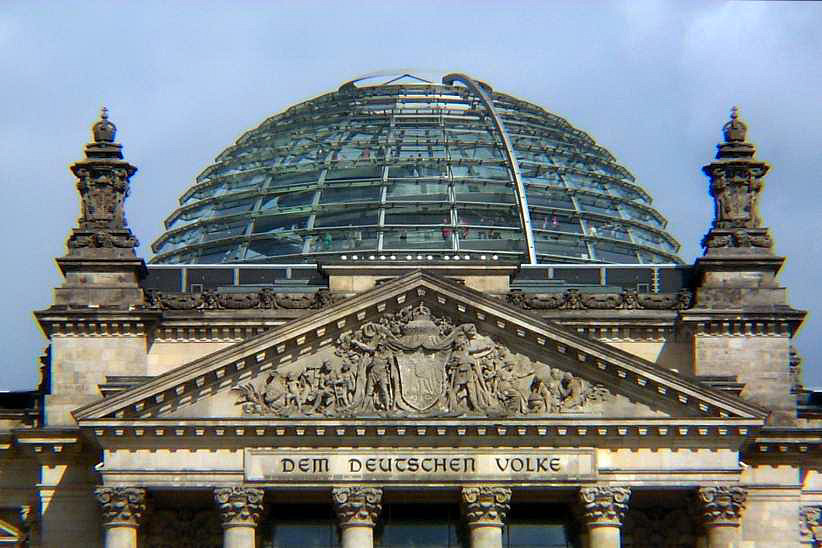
(332, 486), (382, 528)
(579, 486), (631, 526)
(95, 486), (146, 528)
(696, 486), (747, 526)
(214, 487), (263, 527)
(461, 486), (511, 527)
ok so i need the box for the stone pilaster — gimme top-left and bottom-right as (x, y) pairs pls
(95, 487), (146, 548)
(800, 505), (821, 545)
(332, 486), (382, 548)
(696, 486), (746, 547)
(461, 486), (511, 548)
(579, 486), (631, 548)
(214, 486), (263, 548)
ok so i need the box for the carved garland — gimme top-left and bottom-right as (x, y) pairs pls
(507, 288), (692, 311)
(234, 303), (612, 418)
(144, 288), (337, 311)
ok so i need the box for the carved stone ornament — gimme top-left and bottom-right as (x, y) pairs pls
(702, 108), (772, 252)
(579, 486), (631, 526)
(213, 487), (263, 527)
(144, 509), (222, 548)
(696, 486), (747, 526)
(144, 288), (337, 311)
(94, 486), (146, 528)
(234, 303), (612, 418)
(461, 486), (511, 527)
(507, 288), (692, 311)
(332, 487), (382, 528)
(800, 505), (822, 543)
(66, 108), (140, 257)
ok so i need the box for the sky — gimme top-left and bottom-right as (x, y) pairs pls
(0, 1), (820, 390)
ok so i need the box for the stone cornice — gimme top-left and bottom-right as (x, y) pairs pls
(13, 428), (84, 460)
(34, 309), (160, 338)
(72, 272), (769, 422)
(680, 310), (806, 337)
(76, 417), (763, 450)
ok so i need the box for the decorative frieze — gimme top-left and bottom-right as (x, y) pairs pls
(696, 486), (747, 526)
(95, 486), (146, 528)
(234, 303), (611, 418)
(507, 289), (692, 311)
(332, 486), (382, 528)
(213, 487), (263, 527)
(579, 486), (631, 526)
(144, 288), (337, 311)
(461, 486), (511, 527)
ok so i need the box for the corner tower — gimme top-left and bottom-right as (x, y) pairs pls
(684, 108), (805, 424)
(35, 110), (156, 425)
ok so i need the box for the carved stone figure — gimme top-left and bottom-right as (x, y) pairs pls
(235, 303), (612, 418)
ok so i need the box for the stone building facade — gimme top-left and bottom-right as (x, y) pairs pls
(0, 88), (818, 547)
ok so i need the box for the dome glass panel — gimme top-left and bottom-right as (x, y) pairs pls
(151, 73), (681, 265)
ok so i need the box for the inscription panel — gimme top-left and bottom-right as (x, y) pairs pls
(245, 449), (596, 484)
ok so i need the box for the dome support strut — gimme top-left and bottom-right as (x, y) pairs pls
(442, 73), (537, 265)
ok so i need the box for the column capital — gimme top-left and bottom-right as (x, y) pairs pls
(800, 505), (822, 544)
(578, 486), (631, 527)
(461, 486), (511, 528)
(95, 486), (146, 528)
(213, 486), (264, 528)
(696, 486), (747, 527)
(332, 486), (383, 528)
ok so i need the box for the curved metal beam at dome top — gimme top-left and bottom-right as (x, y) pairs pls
(442, 73), (537, 265)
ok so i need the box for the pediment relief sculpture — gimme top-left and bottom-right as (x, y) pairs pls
(234, 303), (611, 418)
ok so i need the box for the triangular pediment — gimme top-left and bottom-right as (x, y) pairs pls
(74, 271), (767, 423)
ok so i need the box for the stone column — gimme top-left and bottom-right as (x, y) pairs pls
(94, 487), (146, 548)
(461, 486), (511, 548)
(214, 486), (263, 548)
(332, 486), (382, 548)
(800, 505), (821, 545)
(696, 486), (746, 548)
(578, 486), (630, 548)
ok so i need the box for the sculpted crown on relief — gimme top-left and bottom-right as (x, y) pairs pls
(235, 303), (611, 418)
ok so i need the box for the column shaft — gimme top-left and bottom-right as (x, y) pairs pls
(704, 524), (738, 547)
(223, 525), (256, 548)
(588, 524), (620, 548)
(341, 525), (373, 548)
(469, 524), (504, 548)
(104, 526), (137, 548)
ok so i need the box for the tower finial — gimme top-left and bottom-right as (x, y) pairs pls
(92, 106), (117, 143)
(722, 105), (747, 143)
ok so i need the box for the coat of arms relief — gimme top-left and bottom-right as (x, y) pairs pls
(235, 303), (611, 418)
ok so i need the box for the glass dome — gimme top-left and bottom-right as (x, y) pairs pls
(151, 73), (681, 265)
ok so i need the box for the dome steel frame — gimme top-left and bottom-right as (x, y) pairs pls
(151, 73), (681, 265)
